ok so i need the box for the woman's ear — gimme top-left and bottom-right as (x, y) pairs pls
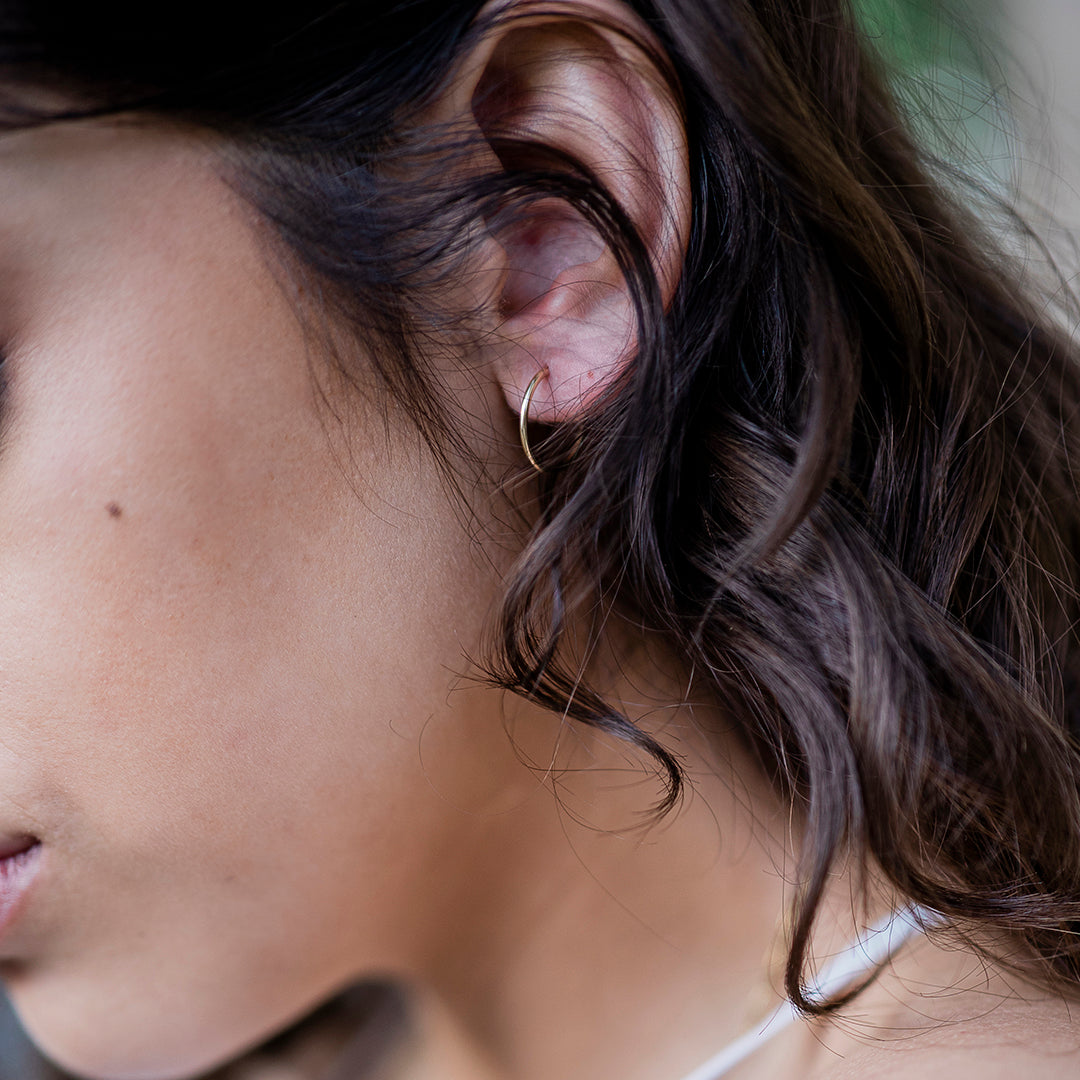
(441, 0), (690, 427)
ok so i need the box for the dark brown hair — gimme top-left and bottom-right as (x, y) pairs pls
(3, 0), (1080, 1015)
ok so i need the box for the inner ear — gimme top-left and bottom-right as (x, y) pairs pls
(471, 16), (684, 286)
(473, 22), (620, 322)
(472, 23), (624, 155)
(494, 200), (607, 317)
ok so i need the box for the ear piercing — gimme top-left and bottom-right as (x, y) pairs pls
(519, 369), (549, 472)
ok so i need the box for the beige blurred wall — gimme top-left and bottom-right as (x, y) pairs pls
(1001, 0), (1080, 251)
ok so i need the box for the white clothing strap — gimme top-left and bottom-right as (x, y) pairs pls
(674, 906), (937, 1080)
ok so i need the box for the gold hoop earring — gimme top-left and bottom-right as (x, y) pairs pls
(519, 369), (549, 473)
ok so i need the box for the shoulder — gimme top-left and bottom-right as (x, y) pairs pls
(803, 934), (1080, 1079)
(816, 1005), (1080, 1079)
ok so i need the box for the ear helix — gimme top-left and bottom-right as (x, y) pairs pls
(457, 0), (690, 438)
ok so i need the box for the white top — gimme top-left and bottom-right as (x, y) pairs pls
(674, 906), (935, 1080)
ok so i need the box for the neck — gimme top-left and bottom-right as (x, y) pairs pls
(418, 691), (794, 1080)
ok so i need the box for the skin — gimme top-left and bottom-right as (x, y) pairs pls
(0, 35), (1076, 1080)
(0, 115), (524, 1074)
(0, 116), (790, 1080)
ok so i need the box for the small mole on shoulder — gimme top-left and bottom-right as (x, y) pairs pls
(106, 502), (123, 519)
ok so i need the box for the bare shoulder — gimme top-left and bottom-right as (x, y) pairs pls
(818, 998), (1080, 1079)
(803, 935), (1080, 1079)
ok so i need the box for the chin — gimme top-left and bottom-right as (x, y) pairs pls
(13, 1024), (241, 1080)
(5, 976), (293, 1080)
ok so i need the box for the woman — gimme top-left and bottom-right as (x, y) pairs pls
(0, 0), (1077, 1077)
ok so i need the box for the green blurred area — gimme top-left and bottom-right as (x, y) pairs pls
(854, 0), (944, 69)
(852, 0), (993, 86)
(851, 0), (1010, 187)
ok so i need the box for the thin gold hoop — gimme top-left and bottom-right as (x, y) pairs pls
(519, 368), (549, 473)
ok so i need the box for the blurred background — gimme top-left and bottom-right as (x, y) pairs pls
(1, 0), (1079, 1076)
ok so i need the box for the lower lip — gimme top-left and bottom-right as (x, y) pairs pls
(0, 842), (42, 941)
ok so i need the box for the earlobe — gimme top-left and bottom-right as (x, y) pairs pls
(453, 0), (690, 433)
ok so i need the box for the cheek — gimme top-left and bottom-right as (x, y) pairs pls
(0, 286), (499, 1078)
(0, 434), (486, 1077)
